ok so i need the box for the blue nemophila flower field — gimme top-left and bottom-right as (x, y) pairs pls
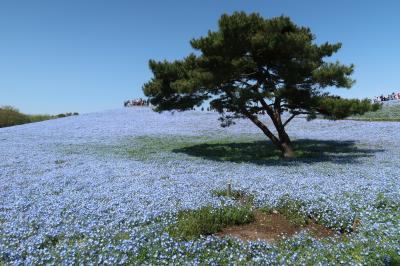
(0, 108), (399, 265)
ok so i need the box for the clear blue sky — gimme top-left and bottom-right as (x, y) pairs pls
(1, 0), (399, 114)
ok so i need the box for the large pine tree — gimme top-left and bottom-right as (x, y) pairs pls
(143, 12), (379, 157)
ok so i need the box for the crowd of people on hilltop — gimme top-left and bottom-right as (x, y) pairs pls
(373, 92), (400, 103)
(124, 98), (150, 107)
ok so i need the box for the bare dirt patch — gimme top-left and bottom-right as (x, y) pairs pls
(215, 211), (334, 242)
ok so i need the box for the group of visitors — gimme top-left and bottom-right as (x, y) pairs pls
(373, 92), (400, 103)
(124, 98), (150, 107)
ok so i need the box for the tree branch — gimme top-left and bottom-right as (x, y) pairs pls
(240, 106), (281, 145)
(273, 96), (282, 123)
(239, 72), (257, 78)
(282, 111), (310, 127)
(225, 90), (280, 145)
(283, 113), (298, 127)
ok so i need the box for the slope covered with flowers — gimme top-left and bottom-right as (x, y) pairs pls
(0, 108), (399, 265)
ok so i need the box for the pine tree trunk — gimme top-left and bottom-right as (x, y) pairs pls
(276, 126), (295, 158)
(280, 140), (295, 158)
(239, 105), (296, 158)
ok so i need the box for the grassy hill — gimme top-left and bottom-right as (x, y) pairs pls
(350, 101), (400, 121)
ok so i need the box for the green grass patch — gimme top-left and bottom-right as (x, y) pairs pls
(261, 195), (362, 232)
(86, 135), (379, 166)
(39, 234), (64, 249)
(28, 114), (55, 123)
(212, 189), (255, 205)
(261, 196), (309, 227)
(350, 103), (400, 121)
(168, 205), (254, 240)
(374, 193), (399, 211)
(113, 232), (131, 242)
(174, 139), (379, 164)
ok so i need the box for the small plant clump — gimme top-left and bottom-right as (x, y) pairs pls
(212, 189), (254, 205)
(170, 192), (337, 243)
(374, 192), (399, 211)
(261, 196), (310, 227)
(168, 205), (255, 240)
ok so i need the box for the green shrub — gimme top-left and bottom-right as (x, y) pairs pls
(168, 205), (254, 240)
(276, 197), (309, 227)
(56, 112), (78, 118)
(0, 107), (31, 128)
(0, 105), (78, 128)
(351, 103), (400, 121)
(1, 105), (20, 112)
(28, 114), (54, 123)
(384, 249), (400, 265)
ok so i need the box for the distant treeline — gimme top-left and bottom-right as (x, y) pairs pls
(0, 106), (79, 128)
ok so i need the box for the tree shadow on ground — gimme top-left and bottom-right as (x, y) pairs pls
(172, 139), (383, 166)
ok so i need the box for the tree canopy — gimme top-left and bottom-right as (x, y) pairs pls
(143, 12), (380, 157)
